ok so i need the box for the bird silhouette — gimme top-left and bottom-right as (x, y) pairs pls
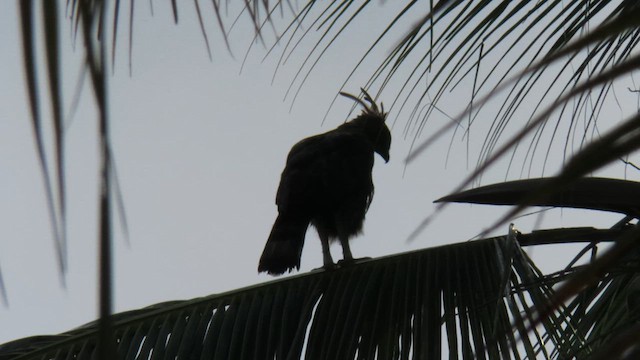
(258, 89), (391, 275)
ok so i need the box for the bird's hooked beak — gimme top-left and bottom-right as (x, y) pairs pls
(381, 151), (390, 163)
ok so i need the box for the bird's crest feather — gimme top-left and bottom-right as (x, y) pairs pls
(339, 88), (386, 121)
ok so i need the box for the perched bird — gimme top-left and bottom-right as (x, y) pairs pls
(258, 89), (391, 275)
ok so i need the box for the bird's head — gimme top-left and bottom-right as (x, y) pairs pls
(340, 88), (391, 163)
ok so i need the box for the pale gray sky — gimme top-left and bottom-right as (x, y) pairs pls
(1, 1), (637, 345)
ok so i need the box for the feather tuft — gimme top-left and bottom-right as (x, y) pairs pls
(339, 88), (387, 121)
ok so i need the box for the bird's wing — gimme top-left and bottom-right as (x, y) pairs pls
(275, 130), (375, 212)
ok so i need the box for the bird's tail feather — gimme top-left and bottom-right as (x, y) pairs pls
(258, 214), (308, 275)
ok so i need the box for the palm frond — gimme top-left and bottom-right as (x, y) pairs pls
(20, 0), (67, 285)
(557, 249), (640, 359)
(0, 238), (575, 360)
(267, 1), (639, 180)
(438, 176), (640, 357)
(18, 1), (282, 356)
(436, 177), (640, 217)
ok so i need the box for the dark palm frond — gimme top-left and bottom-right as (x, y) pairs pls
(42, 1), (67, 272)
(436, 177), (640, 217)
(437, 176), (640, 357)
(557, 250), (640, 359)
(266, 1), (640, 180)
(537, 225), (640, 360)
(425, 1), (639, 173)
(505, 226), (640, 360)
(517, 226), (634, 247)
(20, 1), (283, 356)
(20, 0), (67, 286)
(406, 56), (640, 240)
(443, 109), (640, 240)
(194, 0), (213, 60)
(16, 0), (287, 284)
(398, 1), (640, 159)
(0, 238), (577, 360)
(76, 0), (115, 358)
(522, 222), (640, 351)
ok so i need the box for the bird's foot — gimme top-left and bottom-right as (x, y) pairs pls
(337, 257), (372, 267)
(312, 262), (339, 272)
(324, 262), (339, 271)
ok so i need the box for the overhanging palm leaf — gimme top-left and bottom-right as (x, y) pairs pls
(19, 0), (66, 284)
(255, 3), (640, 214)
(436, 177), (640, 219)
(0, 237), (578, 360)
(17, 2), (278, 358)
(276, 1), (640, 167)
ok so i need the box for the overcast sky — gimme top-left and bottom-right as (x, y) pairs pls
(1, 2), (638, 345)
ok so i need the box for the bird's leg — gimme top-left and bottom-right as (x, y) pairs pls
(337, 236), (358, 267)
(338, 236), (371, 267)
(320, 234), (336, 269)
(339, 236), (354, 263)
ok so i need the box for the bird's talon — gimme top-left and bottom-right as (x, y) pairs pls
(338, 257), (371, 267)
(337, 258), (353, 267)
(324, 263), (339, 271)
(312, 263), (338, 272)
